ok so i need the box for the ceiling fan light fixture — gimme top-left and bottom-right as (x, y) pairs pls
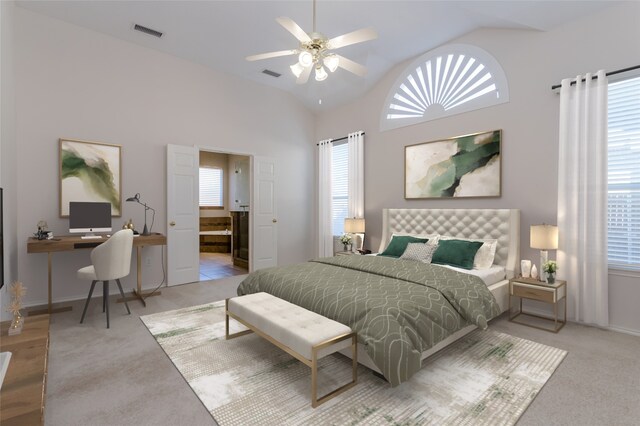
(315, 66), (328, 82)
(324, 54), (339, 72)
(290, 62), (305, 78)
(298, 51), (313, 67)
(246, 0), (376, 85)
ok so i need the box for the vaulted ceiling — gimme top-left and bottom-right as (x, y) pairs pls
(17, 1), (617, 111)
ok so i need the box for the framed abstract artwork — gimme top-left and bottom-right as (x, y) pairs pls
(405, 129), (502, 199)
(59, 138), (122, 217)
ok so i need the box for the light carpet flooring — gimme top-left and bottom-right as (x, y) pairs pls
(45, 276), (640, 426)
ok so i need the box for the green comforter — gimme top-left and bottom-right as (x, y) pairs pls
(237, 255), (501, 386)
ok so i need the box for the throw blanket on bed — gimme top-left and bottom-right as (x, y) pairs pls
(237, 255), (501, 386)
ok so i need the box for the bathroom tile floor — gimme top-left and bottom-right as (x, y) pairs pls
(199, 252), (247, 281)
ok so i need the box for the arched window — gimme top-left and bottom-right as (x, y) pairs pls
(380, 44), (509, 131)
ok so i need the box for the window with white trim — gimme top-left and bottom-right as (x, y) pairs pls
(199, 167), (224, 208)
(331, 142), (349, 235)
(380, 44), (509, 131)
(608, 75), (640, 271)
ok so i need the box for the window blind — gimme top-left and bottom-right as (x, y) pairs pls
(331, 142), (349, 235)
(199, 167), (223, 207)
(608, 75), (640, 270)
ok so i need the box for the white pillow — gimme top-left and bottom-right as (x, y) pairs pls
(400, 243), (436, 263)
(439, 236), (497, 270)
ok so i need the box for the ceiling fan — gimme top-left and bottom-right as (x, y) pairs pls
(246, 0), (377, 84)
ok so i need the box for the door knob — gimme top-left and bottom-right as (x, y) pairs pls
(169, 221), (176, 227)
(272, 219), (277, 223)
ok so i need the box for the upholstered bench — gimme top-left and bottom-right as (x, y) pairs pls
(225, 292), (357, 407)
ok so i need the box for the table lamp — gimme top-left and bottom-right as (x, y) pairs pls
(126, 193), (155, 236)
(530, 224), (558, 281)
(344, 217), (365, 251)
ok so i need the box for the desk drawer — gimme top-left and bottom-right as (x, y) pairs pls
(512, 283), (555, 303)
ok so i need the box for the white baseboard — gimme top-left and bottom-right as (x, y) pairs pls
(23, 284), (165, 309)
(512, 306), (640, 336)
(606, 324), (640, 337)
(514, 304), (640, 336)
(516, 304), (556, 318)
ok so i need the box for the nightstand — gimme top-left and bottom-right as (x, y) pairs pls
(509, 277), (567, 333)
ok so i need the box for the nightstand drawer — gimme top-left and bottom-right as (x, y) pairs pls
(512, 283), (555, 303)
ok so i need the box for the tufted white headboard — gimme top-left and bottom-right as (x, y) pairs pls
(379, 209), (520, 279)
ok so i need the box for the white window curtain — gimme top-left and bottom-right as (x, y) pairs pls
(347, 131), (364, 218)
(557, 70), (609, 327)
(317, 139), (334, 257)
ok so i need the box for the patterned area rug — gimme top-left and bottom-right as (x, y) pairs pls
(141, 302), (566, 426)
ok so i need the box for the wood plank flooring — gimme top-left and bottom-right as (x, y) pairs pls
(199, 252), (247, 281)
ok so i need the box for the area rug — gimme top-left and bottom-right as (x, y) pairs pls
(141, 301), (567, 426)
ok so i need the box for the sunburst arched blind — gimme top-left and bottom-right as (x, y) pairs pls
(380, 44), (509, 131)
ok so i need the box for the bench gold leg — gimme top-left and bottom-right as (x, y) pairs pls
(311, 332), (358, 408)
(311, 350), (318, 407)
(225, 299), (229, 339)
(352, 334), (358, 384)
(225, 299), (254, 340)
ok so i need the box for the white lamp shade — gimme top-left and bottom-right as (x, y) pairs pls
(315, 66), (328, 81)
(530, 224), (558, 250)
(298, 51), (313, 67)
(344, 218), (365, 233)
(290, 62), (304, 78)
(324, 55), (339, 72)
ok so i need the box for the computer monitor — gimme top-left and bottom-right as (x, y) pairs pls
(69, 202), (112, 238)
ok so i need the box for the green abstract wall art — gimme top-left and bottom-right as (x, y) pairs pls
(405, 130), (502, 199)
(59, 138), (122, 217)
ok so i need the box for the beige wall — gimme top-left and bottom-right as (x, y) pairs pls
(315, 2), (640, 333)
(5, 4), (639, 332)
(13, 7), (315, 307)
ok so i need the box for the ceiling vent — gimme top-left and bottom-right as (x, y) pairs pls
(133, 24), (163, 38)
(262, 69), (281, 78)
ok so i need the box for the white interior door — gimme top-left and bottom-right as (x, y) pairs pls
(167, 144), (200, 285)
(252, 156), (277, 270)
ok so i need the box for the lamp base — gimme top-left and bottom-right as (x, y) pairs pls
(539, 250), (548, 282)
(350, 233), (365, 252)
(142, 223), (150, 236)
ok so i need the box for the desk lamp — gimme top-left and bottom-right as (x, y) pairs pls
(126, 193), (155, 236)
(530, 224), (558, 281)
(344, 217), (365, 252)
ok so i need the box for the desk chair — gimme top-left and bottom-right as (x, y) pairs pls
(79, 229), (133, 328)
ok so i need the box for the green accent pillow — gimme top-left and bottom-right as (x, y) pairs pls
(432, 239), (484, 270)
(379, 236), (429, 258)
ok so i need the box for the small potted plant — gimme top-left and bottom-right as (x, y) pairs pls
(543, 260), (558, 284)
(339, 234), (353, 252)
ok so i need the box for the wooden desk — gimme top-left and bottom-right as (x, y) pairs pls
(0, 315), (50, 426)
(27, 233), (166, 314)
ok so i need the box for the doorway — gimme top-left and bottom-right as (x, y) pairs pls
(198, 150), (250, 281)
(167, 145), (277, 286)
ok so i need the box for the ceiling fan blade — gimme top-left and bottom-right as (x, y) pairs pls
(328, 28), (377, 50)
(297, 66), (312, 84)
(246, 49), (297, 62)
(335, 55), (367, 77)
(276, 17), (311, 43)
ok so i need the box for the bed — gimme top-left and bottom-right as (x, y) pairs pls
(378, 208), (520, 309)
(237, 208), (520, 386)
